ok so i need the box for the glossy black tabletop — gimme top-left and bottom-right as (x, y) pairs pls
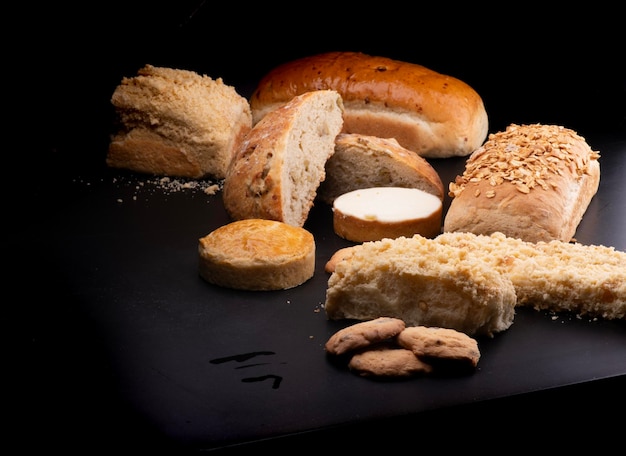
(17, 3), (625, 453)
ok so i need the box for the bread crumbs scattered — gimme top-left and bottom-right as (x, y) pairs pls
(72, 174), (223, 202)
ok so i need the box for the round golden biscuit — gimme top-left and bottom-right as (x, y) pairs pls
(198, 219), (315, 290)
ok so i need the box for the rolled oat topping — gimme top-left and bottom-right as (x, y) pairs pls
(448, 124), (600, 198)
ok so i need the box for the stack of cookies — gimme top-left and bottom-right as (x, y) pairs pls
(325, 317), (480, 378)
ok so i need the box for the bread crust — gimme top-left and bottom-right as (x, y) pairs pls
(198, 219), (315, 290)
(318, 133), (444, 204)
(444, 124), (601, 243)
(250, 52), (488, 158)
(222, 90), (344, 227)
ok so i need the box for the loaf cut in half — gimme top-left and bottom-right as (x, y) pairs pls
(317, 133), (444, 204)
(332, 187), (443, 242)
(250, 51), (488, 158)
(222, 89), (344, 227)
(444, 123), (601, 243)
(107, 64), (252, 179)
(324, 235), (517, 337)
(198, 219), (315, 291)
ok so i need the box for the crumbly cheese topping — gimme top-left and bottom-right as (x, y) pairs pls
(448, 123), (600, 198)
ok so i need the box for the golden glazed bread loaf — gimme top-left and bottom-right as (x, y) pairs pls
(317, 133), (444, 204)
(444, 123), (601, 243)
(107, 65), (252, 179)
(222, 89), (344, 227)
(198, 219), (315, 291)
(250, 51), (489, 159)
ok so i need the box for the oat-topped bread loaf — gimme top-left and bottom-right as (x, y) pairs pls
(107, 64), (252, 179)
(223, 89), (344, 227)
(435, 231), (626, 320)
(250, 52), (488, 158)
(324, 235), (517, 337)
(317, 133), (444, 204)
(444, 123), (601, 243)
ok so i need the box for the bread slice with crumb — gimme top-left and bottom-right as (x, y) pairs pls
(317, 133), (444, 204)
(222, 89), (344, 227)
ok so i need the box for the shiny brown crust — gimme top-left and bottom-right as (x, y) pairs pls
(250, 52), (488, 158)
(444, 124), (601, 243)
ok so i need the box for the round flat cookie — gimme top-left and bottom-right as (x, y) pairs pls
(324, 317), (406, 356)
(397, 326), (480, 368)
(198, 219), (315, 291)
(348, 347), (433, 377)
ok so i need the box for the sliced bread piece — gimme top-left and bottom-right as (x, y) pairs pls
(332, 187), (443, 242)
(222, 90), (344, 227)
(318, 133), (444, 204)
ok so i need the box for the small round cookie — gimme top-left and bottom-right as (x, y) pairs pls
(198, 219), (315, 291)
(348, 347), (434, 377)
(324, 246), (358, 273)
(324, 317), (406, 356)
(397, 326), (481, 368)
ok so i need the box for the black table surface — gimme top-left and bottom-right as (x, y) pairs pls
(18, 131), (625, 453)
(16, 4), (626, 453)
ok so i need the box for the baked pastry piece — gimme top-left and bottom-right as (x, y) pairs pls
(435, 231), (626, 320)
(324, 235), (517, 337)
(327, 231), (626, 321)
(332, 187), (443, 242)
(444, 123), (601, 243)
(222, 89), (344, 227)
(250, 51), (488, 158)
(107, 64), (252, 179)
(198, 219), (315, 290)
(317, 133), (444, 204)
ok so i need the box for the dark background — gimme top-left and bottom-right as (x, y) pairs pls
(17, 2), (625, 454)
(26, 2), (625, 165)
